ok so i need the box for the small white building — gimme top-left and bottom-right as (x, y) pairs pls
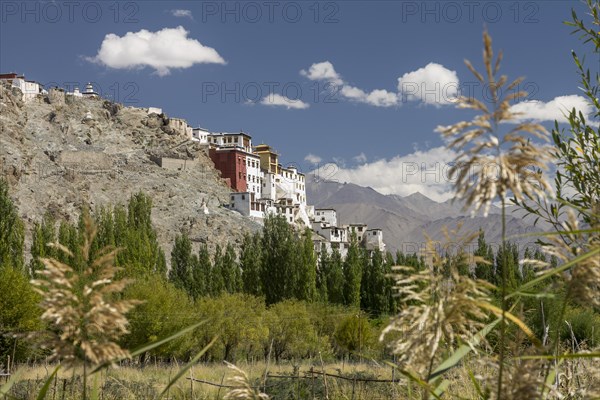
(228, 192), (270, 219)
(346, 223), (368, 242)
(364, 229), (386, 252)
(0, 73), (44, 101)
(312, 222), (348, 243)
(314, 209), (337, 226)
(192, 127), (210, 144)
(148, 107), (163, 115)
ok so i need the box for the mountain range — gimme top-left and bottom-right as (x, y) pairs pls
(306, 175), (548, 256)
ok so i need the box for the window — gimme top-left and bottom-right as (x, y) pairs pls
(242, 194), (245, 200)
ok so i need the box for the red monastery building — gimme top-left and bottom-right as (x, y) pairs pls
(208, 147), (248, 192)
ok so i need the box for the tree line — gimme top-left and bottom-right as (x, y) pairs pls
(1, 180), (597, 365)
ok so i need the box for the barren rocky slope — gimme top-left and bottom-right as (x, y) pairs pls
(0, 84), (259, 263)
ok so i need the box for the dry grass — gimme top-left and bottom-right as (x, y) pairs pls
(9, 357), (598, 399)
(7, 361), (400, 399)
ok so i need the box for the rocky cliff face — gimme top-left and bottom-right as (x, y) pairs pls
(0, 84), (259, 262)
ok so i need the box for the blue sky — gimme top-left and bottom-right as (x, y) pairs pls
(1, 1), (596, 199)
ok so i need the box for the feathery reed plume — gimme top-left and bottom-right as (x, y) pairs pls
(533, 211), (600, 310)
(30, 213), (141, 368)
(477, 352), (556, 400)
(435, 30), (554, 217)
(381, 225), (494, 377)
(223, 362), (269, 400)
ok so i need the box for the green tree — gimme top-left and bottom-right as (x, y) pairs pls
(297, 228), (317, 302)
(333, 313), (374, 359)
(264, 300), (319, 362)
(222, 243), (241, 294)
(0, 266), (42, 362)
(123, 277), (195, 360)
(198, 294), (267, 362)
(121, 193), (167, 276)
(316, 245), (330, 303)
(191, 244), (211, 299)
(241, 233), (263, 296)
(169, 233), (193, 293)
(474, 230), (495, 282)
(325, 248), (345, 305)
(211, 244), (226, 296)
(343, 233), (362, 308)
(361, 249), (388, 316)
(495, 242), (519, 289)
(0, 179), (25, 272)
(384, 251), (397, 313)
(261, 215), (297, 305)
(29, 213), (56, 276)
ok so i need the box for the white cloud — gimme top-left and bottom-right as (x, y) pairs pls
(170, 9), (193, 19)
(300, 61), (343, 85)
(353, 152), (367, 163)
(313, 146), (458, 202)
(302, 61), (458, 108)
(260, 94), (310, 110)
(301, 61), (398, 107)
(304, 153), (322, 164)
(87, 26), (225, 76)
(509, 95), (596, 124)
(397, 62), (459, 106)
(365, 89), (399, 107)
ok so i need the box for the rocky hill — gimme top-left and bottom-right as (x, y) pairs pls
(306, 176), (549, 255)
(0, 83), (260, 263)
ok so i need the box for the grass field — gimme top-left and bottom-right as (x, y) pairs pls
(3, 360), (460, 399)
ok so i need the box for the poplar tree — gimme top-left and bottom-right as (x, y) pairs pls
(211, 244), (226, 296)
(0, 179), (25, 272)
(261, 215), (296, 305)
(241, 234), (263, 296)
(192, 244), (212, 298)
(343, 233), (362, 308)
(222, 243), (241, 294)
(326, 248), (345, 305)
(297, 228), (317, 302)
(474, 230), (495, 282)
(29, 213), (56, 275)
(169, 233), (193, 293)
(316, 244), (330, 302)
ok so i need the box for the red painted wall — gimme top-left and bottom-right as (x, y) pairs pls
(209, 148), (247, 192)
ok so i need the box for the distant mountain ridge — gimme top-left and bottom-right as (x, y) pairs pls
(306, 176), (547, 255)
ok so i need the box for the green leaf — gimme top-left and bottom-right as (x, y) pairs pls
(157, 336), (217, 399)
(36, 365), (60, 400)
(0, 368), (23, 398)
(428, 317), (501, 382)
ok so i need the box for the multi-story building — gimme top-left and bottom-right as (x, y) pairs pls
(209, 147), (248, 192)
(245, 153), (263, 199)
(0, 73), (44, 101)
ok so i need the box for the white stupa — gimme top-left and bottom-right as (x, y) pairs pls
(82, 82), (99, 98)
